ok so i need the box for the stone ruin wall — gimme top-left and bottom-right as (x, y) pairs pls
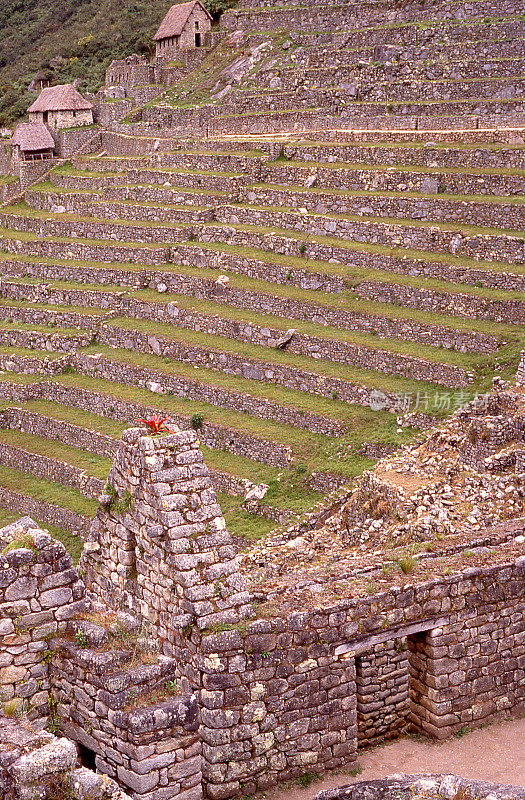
(1, 707), (133, 800)
(0, 517), (89, 724)
(80, 430), (525, 798)
(53, 645), (202, 800)
(2, 429), (525, 800)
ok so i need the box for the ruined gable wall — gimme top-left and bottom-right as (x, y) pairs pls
(81, 428), (253, 642)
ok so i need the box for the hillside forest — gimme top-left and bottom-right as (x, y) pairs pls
(0, 0), (233, 128)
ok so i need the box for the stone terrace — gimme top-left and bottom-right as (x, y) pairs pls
(0, 0), (523, 633)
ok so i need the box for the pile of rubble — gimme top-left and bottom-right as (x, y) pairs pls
(240, 379), (525, 608)
(336, 380), (525, 550)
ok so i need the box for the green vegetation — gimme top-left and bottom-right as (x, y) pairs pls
(2, 533), (37, 553)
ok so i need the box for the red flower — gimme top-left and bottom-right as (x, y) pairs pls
(139, 416), (172, 434)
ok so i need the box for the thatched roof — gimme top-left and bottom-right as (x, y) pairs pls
(154, 1), (211, 41)
(28, 84), (92, 113)
(11, 123), (55, 151)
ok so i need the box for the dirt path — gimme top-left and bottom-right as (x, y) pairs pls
(267, 717), (525, 800)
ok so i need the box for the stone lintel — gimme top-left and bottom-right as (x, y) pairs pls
(335, 617), (448, 657)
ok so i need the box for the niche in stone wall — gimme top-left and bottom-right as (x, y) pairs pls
(77, 742), (97, 771)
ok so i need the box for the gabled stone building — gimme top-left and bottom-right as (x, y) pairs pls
(154, 0), (212, 58)
(28, 84), (93, 129)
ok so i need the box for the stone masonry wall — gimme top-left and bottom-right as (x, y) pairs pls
(52, 636), (202, 800)
(356, 639), (409, 746)
(81, 427), (253, 633)
(191, 552), (525, 797)
(0, 517), (89, 723)
(1, 233), (522, 328)
(0, 292), (471, 391)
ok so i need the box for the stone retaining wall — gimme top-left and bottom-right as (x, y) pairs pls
(2, 236), (520, 325)
(357, 282), (525, 326)
(2, 264), (500, 354)
(239, 186), (525, 231)
(73, 151), (525, 198)
(98, 99), (135, 126)
(0, 328), (94, 353)
(0, 380), (295, 469)
(52, 128), (102, 160)
(0, 350), (353, 436)
(0, 406), (117, 459)
(222, 0), (523, 31)
(0, 439), (104, 499)
(243, 139), (525, 169)
(0, 179), (21, 206)
(254, 58), (525, 90)
(99, 322), (468, 393)
(9, 205), (524, 291)
(257, 162), (525, 198)
(27, 187), (525, 276)
(72, 352), (345, 436)
(19, 160), (60, 191)
(0, 302), (108, 331)
(138, 104), (525, 137)
(215, 204), (525, 267)
(0, 487), (91, 537)
(183, 86), (525, 119)
(5, 213), (519, 323)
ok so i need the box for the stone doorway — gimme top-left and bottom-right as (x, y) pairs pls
(349, 618), (446, 747)
(355, 639), (410, 746)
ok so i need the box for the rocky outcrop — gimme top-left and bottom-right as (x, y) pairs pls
(314, 776), (525, 800)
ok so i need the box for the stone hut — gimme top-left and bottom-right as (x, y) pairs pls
(154, 0), (212, 58)
(28, 69), (52, 93)
(10, 122), (55, 166)
(28, 84), (93, 129)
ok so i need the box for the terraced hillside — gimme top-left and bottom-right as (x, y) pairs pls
(0, 0), (524, 558)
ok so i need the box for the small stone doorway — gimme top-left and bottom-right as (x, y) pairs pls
(355, 638), (410, 745)
(340, 618), (446, 747)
